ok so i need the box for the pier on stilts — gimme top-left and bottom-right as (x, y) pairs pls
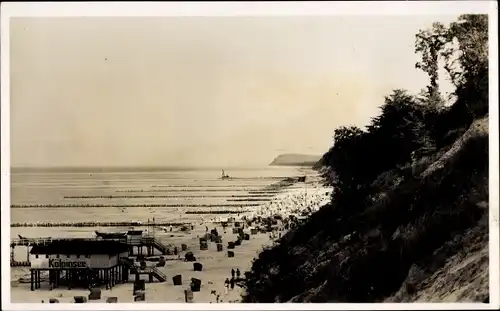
(11, 233), (170, 289)
(29, 263), (128, 291)
(10, 233), (170, 262)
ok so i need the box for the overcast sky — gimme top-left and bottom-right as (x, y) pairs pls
(10, 15), (459, 168)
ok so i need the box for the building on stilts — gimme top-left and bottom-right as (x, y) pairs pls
(28, 239), (130, 291)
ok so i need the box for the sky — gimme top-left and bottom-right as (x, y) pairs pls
(9, 15), (460, 168)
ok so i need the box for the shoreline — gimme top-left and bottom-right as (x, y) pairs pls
(10, 173), (331, 303)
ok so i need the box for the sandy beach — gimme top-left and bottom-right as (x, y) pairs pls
(10, 175), (331, 304)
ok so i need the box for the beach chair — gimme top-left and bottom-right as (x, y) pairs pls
(133, 280), (145, 295)
(193, 262), (203, 271)
(227, 242), (235, 249)
(181, 243), (188, 251)
(88, 287), (101, 300)
(184, 252), (196, 262)
(244, 233), (250, 241)
(134, 291), (145, 302)
(234, 239), (241, 246)
(199, 241), (208, 250)
(227, 251), (235, 258)
(190, 278), (201, 292)
(49, 298), (59, 303)
(74, 296), (87, 303)
(172, 274), (182, 286)
(106, 297), (118, 303)
(216, 243), (223, 252)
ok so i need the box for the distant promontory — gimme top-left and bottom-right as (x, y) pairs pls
(269, 153), (322, 167)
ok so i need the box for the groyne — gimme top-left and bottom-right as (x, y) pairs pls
(151, 184), (279, 188)
(184, 210), (247, 215)
(11, 203), (261, 209)
(116, 189), (283, 193)
(63, 194), (274, 199)
(11, 221), (192, 228)
(226, 199), (271, 202)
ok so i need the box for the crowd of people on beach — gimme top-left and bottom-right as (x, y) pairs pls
(206, 184), (332, 303)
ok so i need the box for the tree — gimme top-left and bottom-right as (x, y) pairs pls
(415, 22), (448, 108)
(443, 14), (489, 88)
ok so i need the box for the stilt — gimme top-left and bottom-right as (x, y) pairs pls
(67, 270), (71, 290)
(56, 270), (60, 288)
(30, 270), (34, 291)
(106, 269), (110, 288)
(36, 270), (40, 289)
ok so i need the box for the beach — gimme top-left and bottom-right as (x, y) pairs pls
(10, 168), (331, 303)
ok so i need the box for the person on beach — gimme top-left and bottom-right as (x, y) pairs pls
(230, 277), (235, 290)
(236, 268), (241, 279)
(224, 278), (230, 294)
(231, 268), (235, 278)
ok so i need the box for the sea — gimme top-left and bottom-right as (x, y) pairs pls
(9, 166), (305, 240)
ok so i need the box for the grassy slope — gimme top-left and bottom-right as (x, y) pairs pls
(243, 117), (489, 303)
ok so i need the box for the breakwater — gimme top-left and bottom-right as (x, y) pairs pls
(248, 191), (281, 194)
(11, 261), (31, 267)
(184, 210), (247, 214)
(11, 203), (261, 209)
(116, 189), (282, 193)
(11, 221), (192, 228)
(151, 184), (277, 188)
(226, 199), (271, 202)
(63, 194), (274, 199)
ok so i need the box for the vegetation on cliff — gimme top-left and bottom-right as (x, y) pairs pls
(269, 153), (322, 167)
(244, 14), (489, 303)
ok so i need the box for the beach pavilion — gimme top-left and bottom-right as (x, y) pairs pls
(28, 239), (130, 291)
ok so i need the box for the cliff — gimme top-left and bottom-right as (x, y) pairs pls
(269, 154), (322, 167)
(244, 117), (489, 303)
